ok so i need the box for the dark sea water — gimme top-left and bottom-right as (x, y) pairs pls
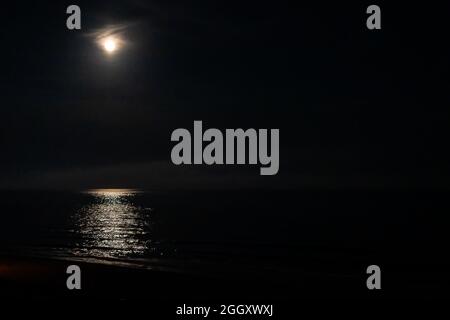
(1, 188), (449, 276)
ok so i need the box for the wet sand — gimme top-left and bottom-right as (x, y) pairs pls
(0, 254), (303, 300)
(1, 250), (449, 300)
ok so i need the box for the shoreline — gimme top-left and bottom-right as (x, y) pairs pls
(2, 248), (449, 299)
(0, 253), (301, 300)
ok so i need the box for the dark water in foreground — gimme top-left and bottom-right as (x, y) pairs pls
(0, 189), (449, 273)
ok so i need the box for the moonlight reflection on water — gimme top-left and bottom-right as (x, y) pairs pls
(70, 189), (152, 259)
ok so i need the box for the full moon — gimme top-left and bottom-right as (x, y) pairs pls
(93, 26), (126, 56)
(103, 38), (117, 53)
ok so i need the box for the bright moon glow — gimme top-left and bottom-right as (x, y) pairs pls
(103, 38), (117, 53)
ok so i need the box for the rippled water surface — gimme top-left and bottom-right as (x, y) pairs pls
(1, 189), (443, 267)
(68, 189), (153, 259)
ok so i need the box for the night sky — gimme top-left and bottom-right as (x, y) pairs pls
(1, 1), (449, 190)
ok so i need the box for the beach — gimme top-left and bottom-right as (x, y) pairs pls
(0, 253), (303, 300)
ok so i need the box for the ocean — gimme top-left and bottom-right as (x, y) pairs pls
(1, 188), (449, 297)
